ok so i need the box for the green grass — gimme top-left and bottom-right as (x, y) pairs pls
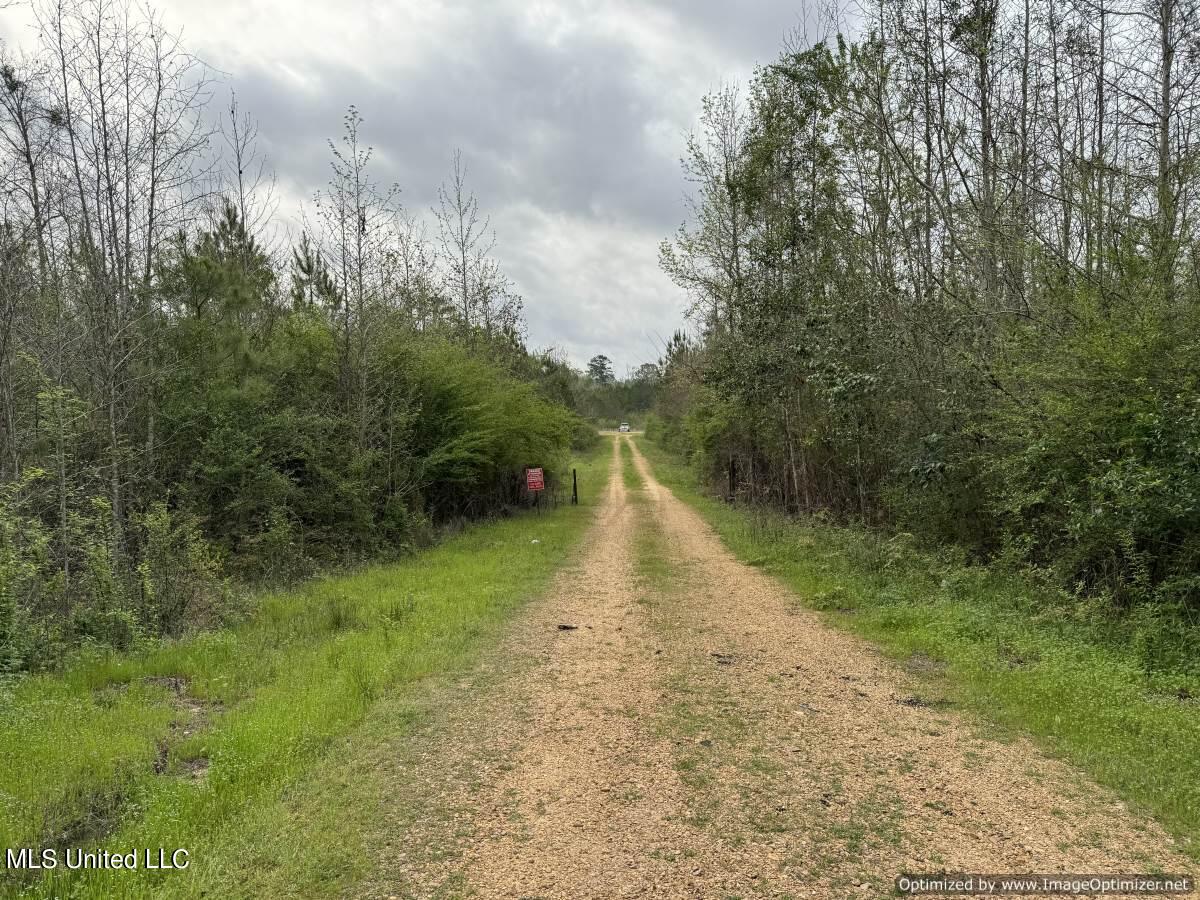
(638, 437), (1200, 861)
(0, 450), (608, 899)
(617, 436), (642, 497)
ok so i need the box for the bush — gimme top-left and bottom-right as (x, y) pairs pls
(978, 299), (1200, 611)
(570, 416), (601, 453)
(0, 469), (59, 671)
(136, 502), (232, 635)
(402, 338), (574, 517)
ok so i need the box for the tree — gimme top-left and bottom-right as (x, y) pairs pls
(655, 0), (1200, 609)
(0, 3), (581, 668)
(310, 106), (400, 444)
(634, 362), (660, 382)
(587, 354), (614, 384)
(433, 150), (522, 347)
(660, 86), (749, 329)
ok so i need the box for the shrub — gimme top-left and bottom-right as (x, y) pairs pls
(136, 502), (231, 635)
(978, 300), (1200, 612)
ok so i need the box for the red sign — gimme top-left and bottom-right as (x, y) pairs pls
(526, 467), (545, 492)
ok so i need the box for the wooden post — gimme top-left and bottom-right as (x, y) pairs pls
(572, 468), (578, 505)
(728, 456), (736, 503)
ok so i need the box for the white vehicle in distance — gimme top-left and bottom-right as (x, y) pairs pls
(619, 423), (631, 432)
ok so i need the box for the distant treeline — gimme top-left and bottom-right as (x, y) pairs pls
(653, 0), (1200, 615)
(0, 1), (595, 670)
(567, 354), (659, 427)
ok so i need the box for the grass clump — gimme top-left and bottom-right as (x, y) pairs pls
(618, 437), (643, 498)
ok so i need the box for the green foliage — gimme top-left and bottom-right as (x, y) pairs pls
(401, 339), (574, 517)
(0, 470), (51, 672)
(587, 354), (614, 384)
(0, 448), (606, 898)
(135, 502), (230, 636)
(656, 24), (1200, 619)
(569, 416), (602, 453)
(1, 198), (582, 670)
(978, 299), (1200, 609)
(565, 362), (659, 426)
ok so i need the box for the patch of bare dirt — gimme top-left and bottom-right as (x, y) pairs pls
(143, 674), (219, 776)
(451, 436), (736, 897)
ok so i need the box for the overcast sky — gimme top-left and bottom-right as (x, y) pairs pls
(1, 0), (808, 375)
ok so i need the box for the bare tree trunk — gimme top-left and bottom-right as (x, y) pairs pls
(1154, 0), (1178, 302)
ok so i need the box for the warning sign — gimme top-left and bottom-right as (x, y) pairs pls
(526, 467), (545, 492)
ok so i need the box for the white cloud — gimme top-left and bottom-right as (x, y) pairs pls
(1, 0), (803, 374)
(499, 201), (683, 373)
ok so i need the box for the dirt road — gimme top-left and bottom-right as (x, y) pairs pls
(365, 435), (1191, 898)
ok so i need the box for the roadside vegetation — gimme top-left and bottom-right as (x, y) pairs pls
(653, 1), (1200, 650)
(0, 0), (603, 674)
(0, 447), (605, 899)
(640, 438), (1200, 860)
(561, 354), (657, 431)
